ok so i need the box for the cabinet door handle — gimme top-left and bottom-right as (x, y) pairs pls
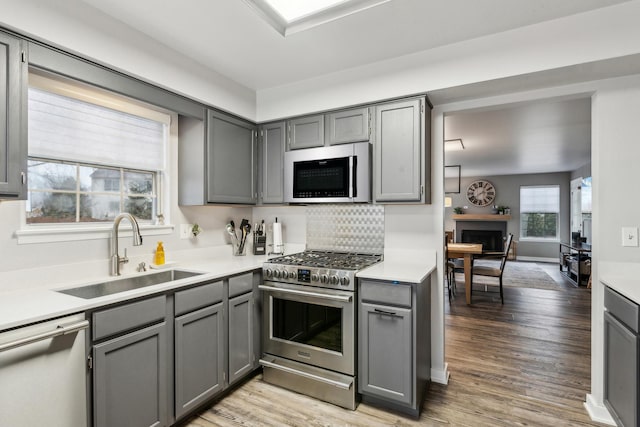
(374, 308), (397, 317)
(0, 320), (89, 353)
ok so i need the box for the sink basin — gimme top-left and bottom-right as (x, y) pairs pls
(57, 269), (204, 299)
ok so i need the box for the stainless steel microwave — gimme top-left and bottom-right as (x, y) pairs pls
(284, 142), (371, 203)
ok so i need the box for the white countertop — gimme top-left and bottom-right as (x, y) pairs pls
(599, 261), (640, 304)
(0, 245), (437, 332)
(357, 249), (437, 284)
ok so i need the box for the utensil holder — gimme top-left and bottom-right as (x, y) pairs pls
(232, 237), (247, 256)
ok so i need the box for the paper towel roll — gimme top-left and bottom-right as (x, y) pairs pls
(272, 222), (283, 253)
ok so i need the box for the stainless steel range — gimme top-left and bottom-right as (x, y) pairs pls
(259, 250), (382, 410)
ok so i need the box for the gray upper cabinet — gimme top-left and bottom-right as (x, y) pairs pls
(326, 107), (370, 145)
(207, 110), (257, 204)
(374, 98), (431, 203)
(93, 322), (169, 427)
(179, 110), (257, 205)
(259, 121), (286, 204)
(0, 32), (27, 200)
(288, 114), (324, 150)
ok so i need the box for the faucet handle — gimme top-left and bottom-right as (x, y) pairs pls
(137, 261), (147, 272)
(121, 248), (129, 265)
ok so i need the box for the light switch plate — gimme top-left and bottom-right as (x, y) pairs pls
(180, 224), (193, 240)
(622, 227), (639, 247)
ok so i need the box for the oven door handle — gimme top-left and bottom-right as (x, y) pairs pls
(259, 285), (352, 303)
(259, 359), (353, 390)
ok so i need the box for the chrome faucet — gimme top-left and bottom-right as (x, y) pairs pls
(110, 213), (143, 276)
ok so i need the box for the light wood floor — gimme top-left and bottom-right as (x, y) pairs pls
(183, 262), (603, 427)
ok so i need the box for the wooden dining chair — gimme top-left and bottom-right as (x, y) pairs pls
(470, 233), (514, 304)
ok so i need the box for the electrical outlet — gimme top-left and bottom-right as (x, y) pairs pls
(622, 227), (639, 247)
(180, 224), (193, 240)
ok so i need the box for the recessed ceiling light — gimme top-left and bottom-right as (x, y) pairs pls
(244, 0), (391, 36)
(265, 0), (348, 22)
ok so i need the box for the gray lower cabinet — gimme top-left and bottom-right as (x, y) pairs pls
(374, 97), (431, 203)
(90, 273), (261, 426)
(359, 301), (413, 405)
(358, 277), (431, 417)
(0, 31), (27, 200)
(175, 302), (225, 420)
(604, 286), (639, 427)
(259, 121), (286, 204)
(93, 322), (168, 427)
(288, 114), (324, 150)
(228, 291), (254, 384)
(326, 107), (370, 145)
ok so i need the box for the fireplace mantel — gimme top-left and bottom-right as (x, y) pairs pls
(453, 214), (511, 221)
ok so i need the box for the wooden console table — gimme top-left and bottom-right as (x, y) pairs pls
(559, 242), (592, 286)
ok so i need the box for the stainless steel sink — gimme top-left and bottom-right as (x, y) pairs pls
(57, 269), (204, 299)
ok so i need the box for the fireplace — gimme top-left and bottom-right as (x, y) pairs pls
(454, 218), (508, 252)
(462, 230), (504, 251)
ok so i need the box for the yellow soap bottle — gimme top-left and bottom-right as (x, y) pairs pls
(154, 241), (165, 265)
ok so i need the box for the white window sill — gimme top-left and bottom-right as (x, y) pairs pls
(16, 224), (175, 245)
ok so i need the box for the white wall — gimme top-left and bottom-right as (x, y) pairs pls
(256, 1), (640, 121)
(0, 0), (256, 120)
(588, 74), (640, 416)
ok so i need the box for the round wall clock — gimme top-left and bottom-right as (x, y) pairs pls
(466, 180), (496, 207)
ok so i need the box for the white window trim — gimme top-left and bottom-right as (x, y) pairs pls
(20, 71), (173, 242)
(519, 185), (561, 242)
(16, 223), (174, 245)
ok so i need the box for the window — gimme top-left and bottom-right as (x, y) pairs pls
(27, 160), (156, 224)
(25, 72), (168, 226)
(520, 185), (560, 240)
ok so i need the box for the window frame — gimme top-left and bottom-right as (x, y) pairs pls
(17, 70), (174, 244)
(519, 185), (561, 242)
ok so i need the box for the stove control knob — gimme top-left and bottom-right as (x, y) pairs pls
(320, 274), (329, 284)
(288, 271), (296, 279)
(274, 270), (282, 279)
(265, 268), (273, 278)
(311, 273), (320, 282)
(340, 276), (350, 286)
(330, 275), (339, 285)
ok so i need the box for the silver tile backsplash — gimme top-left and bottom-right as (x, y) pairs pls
(306, 204), (385, 254)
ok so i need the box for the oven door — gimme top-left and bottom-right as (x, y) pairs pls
(260, 281), (355, 375)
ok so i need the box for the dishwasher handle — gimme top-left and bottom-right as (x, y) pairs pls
(0, 320), (89, 354)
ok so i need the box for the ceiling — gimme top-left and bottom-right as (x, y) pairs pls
(78, 0), (629, 91)
(444, 97), (592, 177)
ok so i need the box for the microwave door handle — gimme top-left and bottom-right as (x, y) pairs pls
(350, 156), (357, 198)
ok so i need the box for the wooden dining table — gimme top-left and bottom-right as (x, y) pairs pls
(446, 243), (483, 304)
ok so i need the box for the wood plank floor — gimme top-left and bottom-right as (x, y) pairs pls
(182, 262), (603, 427)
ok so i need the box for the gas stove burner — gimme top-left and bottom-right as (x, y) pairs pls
(266, 250), (382, 270)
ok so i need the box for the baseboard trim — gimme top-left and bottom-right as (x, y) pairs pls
(431, 363), (449, 385)
(584, 394), (616, 425)
(516, 256), (558, 263)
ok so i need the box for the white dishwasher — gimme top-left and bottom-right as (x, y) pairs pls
(0, 313), (88, 427)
